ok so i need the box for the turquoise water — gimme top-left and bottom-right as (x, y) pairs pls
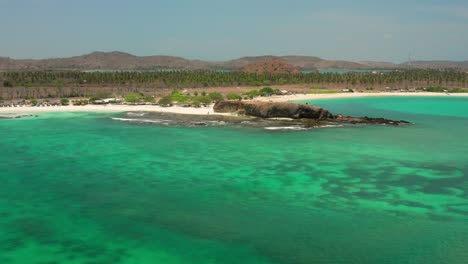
(1, 97), (468, 264)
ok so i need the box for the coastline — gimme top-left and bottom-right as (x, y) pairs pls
(1, 92), (467, 115)
(255, 92), (468, 102)
(0, 104), (227, 115)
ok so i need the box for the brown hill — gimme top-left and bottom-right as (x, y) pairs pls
(358, 61), (398, 69)
(1, 51), (467, 71)
(0, 52), (363, 71)
(215, 56), (279, 70)
(0, 51), (211, 71)
(237, 59), (300, 74)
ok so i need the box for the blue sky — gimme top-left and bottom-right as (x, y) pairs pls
(0, 0), (467, 62)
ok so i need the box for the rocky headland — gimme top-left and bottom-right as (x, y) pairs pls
(214, 101), (410, 126)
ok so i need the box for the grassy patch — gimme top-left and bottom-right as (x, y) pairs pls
(308, 90), (340, 94)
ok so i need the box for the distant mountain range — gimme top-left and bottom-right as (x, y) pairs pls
(237, 59), (301, 74)
(1, 51), (467, 71)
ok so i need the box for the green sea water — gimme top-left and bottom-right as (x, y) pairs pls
(1, 96), (468, 264)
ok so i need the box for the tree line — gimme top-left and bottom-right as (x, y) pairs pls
(1, 69), (467, 88)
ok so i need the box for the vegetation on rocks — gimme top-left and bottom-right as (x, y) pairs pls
(191, 96), (212, 107)
(125, 93), (144, 103)
(158, 96), (173, 106)
(73, 99), (88, 106)
(60, 98), (69, 105)
(208, 92), (224, 102)
(226, 93), (242, 100)
(170, 91), (190, 104)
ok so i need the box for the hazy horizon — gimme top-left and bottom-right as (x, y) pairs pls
(2, 50), (468, 64)
(1, 0), (467, 62)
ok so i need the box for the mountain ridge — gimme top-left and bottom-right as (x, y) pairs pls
(236, 59), (301, 74)
(1, 51), (467, 71)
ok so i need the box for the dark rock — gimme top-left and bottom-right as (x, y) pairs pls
(333, 115), (410, 126)
(214, 101), (410, 126)
(191, 122), (207, 126)
(0, 114), (34, 119)
(214, 101), (333, 120)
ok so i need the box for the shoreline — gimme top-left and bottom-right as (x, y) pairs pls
(1, 92), (467, 115)
(0, 104), (227, 116)
(255, 92), (468, 102)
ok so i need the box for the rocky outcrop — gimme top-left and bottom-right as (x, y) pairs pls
(214, 101), (410, 126)
(214, 101), (333, 119)
(334, 115), (410, 126)
(0, 114), (35, 119)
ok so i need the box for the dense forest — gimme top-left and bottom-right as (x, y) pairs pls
(1, 69), (467, 100)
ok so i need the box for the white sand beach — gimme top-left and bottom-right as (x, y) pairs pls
(255, 92), (468, 102)
(1, 92), (467, 115)
(0, 104), (225, 115)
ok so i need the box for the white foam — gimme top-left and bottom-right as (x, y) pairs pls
(127, 112), (147, 117)
(318, 124), (344, 128)
(206, 121), (227, 125)
(264, 126), (308, 131)
(264, 124), (343, 131)
(111, 117), (164, 124)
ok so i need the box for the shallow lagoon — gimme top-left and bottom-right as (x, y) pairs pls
(1, 97), (467, 264)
